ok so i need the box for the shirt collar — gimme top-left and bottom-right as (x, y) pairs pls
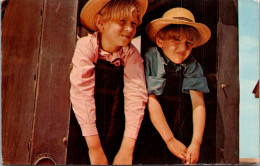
(94, 32), (130, 66)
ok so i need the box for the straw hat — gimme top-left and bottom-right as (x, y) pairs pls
(147, 7), (211, 47)
(80, 0), (148, 32)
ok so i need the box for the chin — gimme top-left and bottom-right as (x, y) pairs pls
(121, 41), (131, 47)
(175, 57), (188, 64)
(172, 60), (184, 64)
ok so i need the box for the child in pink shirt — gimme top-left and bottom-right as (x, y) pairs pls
(70, 0), (148, 164)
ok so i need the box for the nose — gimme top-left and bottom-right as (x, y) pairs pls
(124, 23), (134, 33)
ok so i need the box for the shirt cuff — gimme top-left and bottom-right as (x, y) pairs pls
(146, 76), (166, 95)
(182, 77), (210, 94)
(123, 124), (140, 140)
(80, 123), (99, 136)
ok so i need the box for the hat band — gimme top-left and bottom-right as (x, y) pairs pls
(173, 17), (193, 22)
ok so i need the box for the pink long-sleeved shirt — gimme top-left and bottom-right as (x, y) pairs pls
(70, 32), (148, 139)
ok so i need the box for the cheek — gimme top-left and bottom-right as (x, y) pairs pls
(187, 48), (192, 54)
(167, 45), (177, 52)
(102, 24), (112, 32)
(132, 28), (137, 35)
(107, 23), (121, 31)
(162, 47), (173, 57)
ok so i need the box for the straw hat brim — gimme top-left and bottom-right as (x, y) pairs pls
(80, 0), (148, 32)
(147, 18), (211, 47)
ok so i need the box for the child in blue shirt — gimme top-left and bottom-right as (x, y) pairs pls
(143, 7), (211, 164)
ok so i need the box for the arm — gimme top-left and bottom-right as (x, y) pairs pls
(85, 136), (108, 165)
(70, 37), (107, 164)
(112, 137), (136, 165)
(113, 46), (148, 164)
(123, 49), (148, 138)
(148, 94), (187, 162)
(185, 90), (206, 164)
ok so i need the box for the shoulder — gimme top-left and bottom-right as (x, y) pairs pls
(144, 47), (159, 58)
(73, 33), (99, 62)
(76, 33), (98, 49)
(128, 43), (140, 56)
(123, 43), (143, 63)
(182, 56), (209, 93)
(183, 56), (204, 77)
(184, 56), (197, 66)
(144, 47), (161, 64)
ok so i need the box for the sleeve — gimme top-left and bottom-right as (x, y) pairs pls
(144, 49), (166, 96)
(182, 57), (209, 94)
(70, 37), (98, 136)
(123, 46), (148, 139)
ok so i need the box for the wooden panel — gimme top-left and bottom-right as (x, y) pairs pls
(1, 0), (44, 164)
(29, 0), (78, 164)
(217, 0), (239, 164)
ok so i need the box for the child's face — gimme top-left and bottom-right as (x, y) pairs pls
(156, 34), (193, 64)
(98, 8), (139, 53)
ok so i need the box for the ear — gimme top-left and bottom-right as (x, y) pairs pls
(155, 36), (164, 48)
(95, 14), (104, 31)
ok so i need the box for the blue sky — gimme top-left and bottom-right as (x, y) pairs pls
(238, 0), (259, 159)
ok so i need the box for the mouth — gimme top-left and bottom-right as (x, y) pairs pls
(121, 34), (132, 39)
(176, 52), (186, 57)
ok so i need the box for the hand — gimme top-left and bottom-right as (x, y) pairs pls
(113, 149), (133, 165)
(167, 137), (187, 162)
(112, 137), (135, 165)
(185, 142), (201, 164)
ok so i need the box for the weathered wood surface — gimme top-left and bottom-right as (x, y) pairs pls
(29, 0), (77, 164)
(1, 0), (44, 164)
(217, 0), (239, 164)
(2, 0), (77, 165)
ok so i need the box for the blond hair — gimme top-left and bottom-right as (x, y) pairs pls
(99, 0), (142, 25)
(156, 25), (201, 46)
